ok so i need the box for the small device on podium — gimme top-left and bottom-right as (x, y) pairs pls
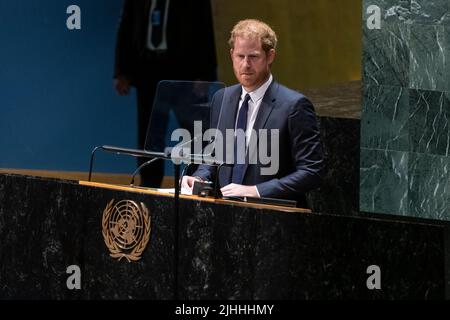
(192, 180), (214, 197)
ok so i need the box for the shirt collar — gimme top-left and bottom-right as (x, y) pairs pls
(241, 74), (273, 103)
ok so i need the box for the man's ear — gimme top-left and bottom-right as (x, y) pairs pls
(267, 49), (276, 65)
(230, 48), (234, 60)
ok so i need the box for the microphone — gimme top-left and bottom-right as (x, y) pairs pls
(88, 145), (167, 182)
(178, 88), (230, 196)
(129, 157), (160, 187)
(169, 134), (204, 164)
(131, 134), (212, 188)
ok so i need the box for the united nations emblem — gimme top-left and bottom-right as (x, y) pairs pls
(102, 200), (151, 262)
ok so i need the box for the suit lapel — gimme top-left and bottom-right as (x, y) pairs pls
(218, 85), (241, 186)
(252, 81), (277, 132)
(242, 81), (278, 183)
(220, 85), (241, 132)
(145, 0), (152, 16)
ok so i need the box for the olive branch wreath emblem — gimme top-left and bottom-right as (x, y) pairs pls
(102, 199), (151, 262)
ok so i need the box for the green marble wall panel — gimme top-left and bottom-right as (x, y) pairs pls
(363, 23), (409, 87)
(409, 89), (450, 156)
(362, 0), (450, 220)
(409, 24), (450, 92)
(363, 0), (450, 25)
(363, 0), (411, 23)
(409, 152), (450, 219)
(409, 0), (450, 25)
(360, 148), (409, 214)
(361, 85), (409, 151)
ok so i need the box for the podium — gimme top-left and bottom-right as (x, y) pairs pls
(0, 173), (446, 299)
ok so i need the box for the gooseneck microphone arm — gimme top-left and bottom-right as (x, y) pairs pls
(129, 157), (161, 186)
(88, 145), (166, 182)
(88, 146), (103, 182)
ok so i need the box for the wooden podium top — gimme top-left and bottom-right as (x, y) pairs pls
(79, 180), (311, 214)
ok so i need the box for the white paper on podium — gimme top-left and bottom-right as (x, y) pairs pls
(156, 188), (192, 195)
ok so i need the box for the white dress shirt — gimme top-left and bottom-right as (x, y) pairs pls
(235, 74), (273, 147)
(146, 0), (170, 51)
(234, 74), (273, 197)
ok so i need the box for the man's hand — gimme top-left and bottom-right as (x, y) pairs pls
(181, 175), (202, 191)
(220, 184), (259, 197)
(114, 75), (131, 95)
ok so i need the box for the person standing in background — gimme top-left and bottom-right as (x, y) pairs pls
(114, 0), (217, 187)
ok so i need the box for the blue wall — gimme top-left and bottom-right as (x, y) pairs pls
(0, 0), (137, 173)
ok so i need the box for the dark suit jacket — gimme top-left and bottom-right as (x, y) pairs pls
(114, 0), (217, 85)
(193, 80), (324, 205)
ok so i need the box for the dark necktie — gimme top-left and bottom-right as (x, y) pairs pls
(151, 0), (166, 48)
(231, 94), (251, 184)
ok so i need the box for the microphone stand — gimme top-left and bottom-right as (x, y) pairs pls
(87, 144), (187, 299)
(88, 145), (166, 182)
(129, 157), (160, 187)
(173, 162), (180, 300)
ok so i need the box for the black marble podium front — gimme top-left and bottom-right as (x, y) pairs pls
(0, 173), (446, 299)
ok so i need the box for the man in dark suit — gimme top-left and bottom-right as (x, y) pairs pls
(181, 19), (324, 206)
(114, 0), (217, 187)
